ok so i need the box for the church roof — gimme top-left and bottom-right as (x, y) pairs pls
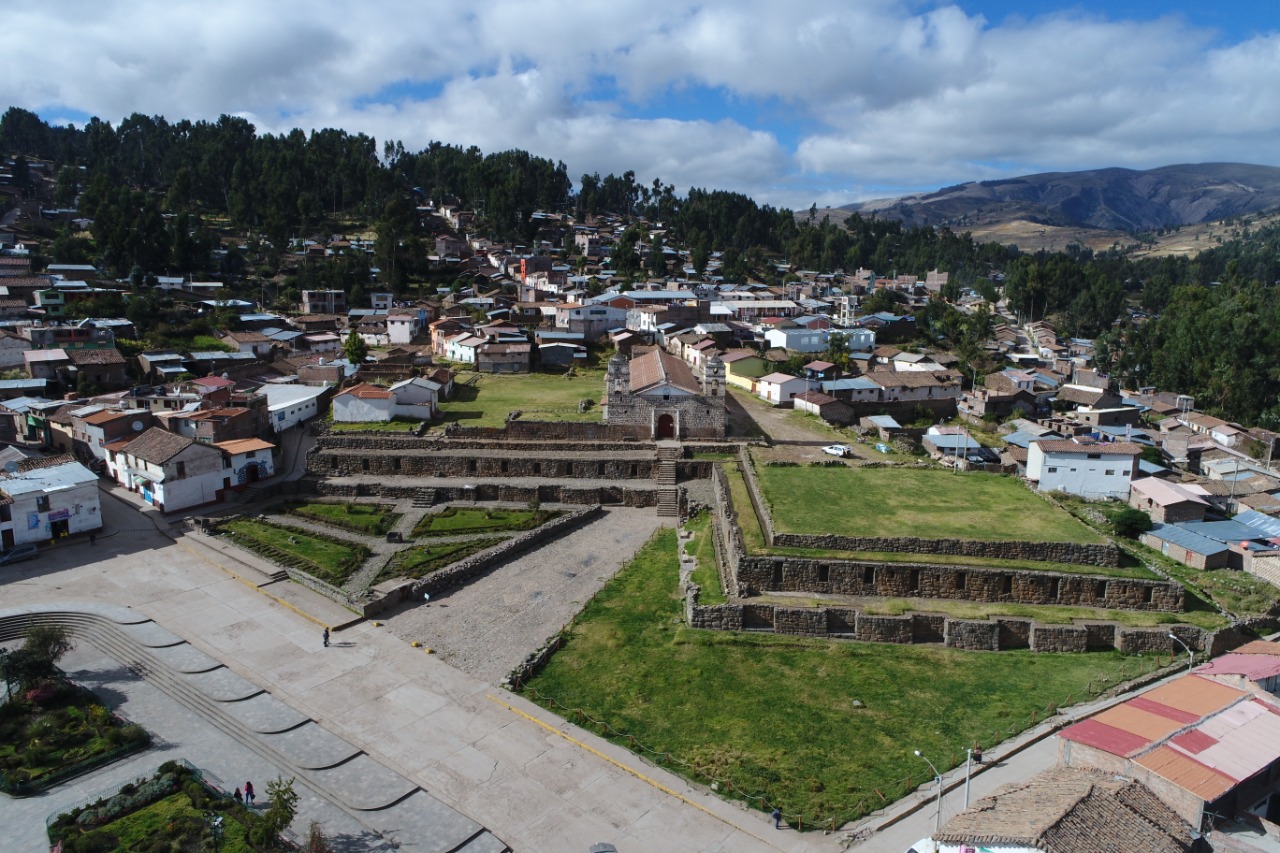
(629, 349), (700, 394)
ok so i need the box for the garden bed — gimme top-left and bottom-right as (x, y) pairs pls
(48, 761), (267, 853)
(0, 679), (149, 796)
(411, 506), (562, 538)
(375, 537), (505, 583)
(284, 501), (401, 536)
(221, 518), (370, 585)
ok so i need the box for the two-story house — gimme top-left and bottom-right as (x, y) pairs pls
(1026, 438), (1142, 499)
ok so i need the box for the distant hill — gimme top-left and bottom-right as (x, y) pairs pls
(841, 163), (1280, 234)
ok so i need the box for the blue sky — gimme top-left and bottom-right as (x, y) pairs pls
(5, 1), (1280, 209)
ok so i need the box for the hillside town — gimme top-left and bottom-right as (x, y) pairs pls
(5, 143), (1280, 853)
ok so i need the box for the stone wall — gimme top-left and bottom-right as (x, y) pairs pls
(315, 480), (656, 508)
(314, 449), (656, 480)
(682, 589), (1218, 655)
(945, 619), (1000, 651)
(734, 556), (1184, 613)
(1030, 625), (1089, 653)
(769, 532), (1121, 568)
(362, 505), (602, 616)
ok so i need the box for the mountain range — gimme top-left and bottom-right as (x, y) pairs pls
(841, 163), (1280, 233)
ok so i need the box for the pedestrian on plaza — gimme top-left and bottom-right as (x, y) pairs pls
(244, 781), (255, 804)
(972, 744), (983, 765)
(771, 807), (782, 829)
(323, 627), (330, 648)
(233, 787), (243, 803)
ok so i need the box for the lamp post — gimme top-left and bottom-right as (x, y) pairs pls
(964, 748), (973, 809)
(914, 749), (943, 834)
(1169, 633), (1194, 673)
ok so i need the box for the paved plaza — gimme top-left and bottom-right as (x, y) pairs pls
(0, 484), (841, 853)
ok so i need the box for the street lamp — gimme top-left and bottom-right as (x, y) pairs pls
(914, 749), (943, 834)
(1169, 633), (1194, 673)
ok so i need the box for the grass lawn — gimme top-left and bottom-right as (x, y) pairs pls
(685, 512), (726, 605)
(756, 463), (1105, 544)
(411, 506), (561, 537)
(222, 518), (370, 585)
(722, 462), (767, 551)
(524, 529), (1165, 827)
(286, 502), (401, 536)
(376, 537), (504, 583)
(437, 370), (606, 427)
(329, 417), (421, 433)
(0, 681), (148, 793)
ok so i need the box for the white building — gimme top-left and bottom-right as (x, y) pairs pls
(108, 428), (227, 512)
(213, 438), (276, 486)
(387, 310), (423, 345)
(256, 383), (328, 432)
(764, 326), (875, 353)
(0, 456), (102, 546)
(1026, 439), (1142, 499)
(331, 377), (443, 423)
(756, 372), (813, 406)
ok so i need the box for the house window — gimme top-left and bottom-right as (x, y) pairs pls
(1087, 453), (1101, 459)
(245, 451), (256, 459)
(1104, 469), (1114, 476)
(36, 495), (50, 512)
(176, 461), (186, 478)
(1047, 467), (1058, 473)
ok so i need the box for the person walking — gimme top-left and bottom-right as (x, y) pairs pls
(771, 807), (782, 829)
(244, 781), (255, 805)
(323, 627), (330, 648)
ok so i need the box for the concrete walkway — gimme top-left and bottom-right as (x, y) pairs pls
(2, 485), (839, 853)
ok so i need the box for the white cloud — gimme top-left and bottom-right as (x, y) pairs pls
(3, 2), (1280, 208)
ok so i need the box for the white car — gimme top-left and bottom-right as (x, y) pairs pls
(822, 444), (852, 458)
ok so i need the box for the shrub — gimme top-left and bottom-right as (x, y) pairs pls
(1112, 508), (1154, 538)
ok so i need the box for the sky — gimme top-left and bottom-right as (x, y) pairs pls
(5, 1), (1280, 210)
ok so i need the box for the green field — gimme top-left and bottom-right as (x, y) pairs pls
(287, 502), (401, 536)
(525, 529), (1165, 827)
(685, 512), (726, 605)
(756, 463), (1105, 543)
(437, 370), (605, 427)
(329, 417), (421, 433)
(222, 518), (370, 585)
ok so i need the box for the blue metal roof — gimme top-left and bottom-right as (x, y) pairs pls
(926, 434), (982, 451)
(866, 415), (901, 428)
(1002, 430), (1038, 448)
(1234, 510), (1280, 538)
(822, 377), (879, 392)
(1181, 519), (1264, 543)
(1145, 523), (1231, 557)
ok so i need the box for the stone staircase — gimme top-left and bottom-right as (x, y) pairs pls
(412, 488), (438, 509)
(655, 443), (682, 517)
(232, 483), (271, 504)
(0, 606), (508, 853)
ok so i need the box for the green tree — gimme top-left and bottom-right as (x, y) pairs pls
(259, 777), (300, 847)
(344, 328), (368, 364)
(0, 625), (75, 696)
(823, 331), (851, 370)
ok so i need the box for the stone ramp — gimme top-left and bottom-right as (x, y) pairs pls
(0, 603), (509, 853)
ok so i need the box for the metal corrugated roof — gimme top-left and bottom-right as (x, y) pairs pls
(1141, 675), (1245, 718)
(1235, 510), (1280, 537)
(1144, 523), (1231, 557)
(1092, 705), (1185, 744)
(1188, 699), (1280, 784)
(1196, 653), (1280, 681)
(1135, 747), (1236, 802)
(1059, 718), (1154, 756)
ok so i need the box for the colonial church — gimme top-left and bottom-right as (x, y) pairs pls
(603, 348), (727, 439)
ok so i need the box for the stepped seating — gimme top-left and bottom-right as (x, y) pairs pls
(0, 606), (508, 853)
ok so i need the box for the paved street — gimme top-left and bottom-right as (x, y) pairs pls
(0, 485), (841, 853)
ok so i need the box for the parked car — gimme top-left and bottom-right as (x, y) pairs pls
(822, 444), (852, 457)
(0, 544), (39, 565)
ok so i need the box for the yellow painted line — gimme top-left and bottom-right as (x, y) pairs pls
(485, 694), (781, 848)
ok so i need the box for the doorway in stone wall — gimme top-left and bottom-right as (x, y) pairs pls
(656, 413), (675, 439)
